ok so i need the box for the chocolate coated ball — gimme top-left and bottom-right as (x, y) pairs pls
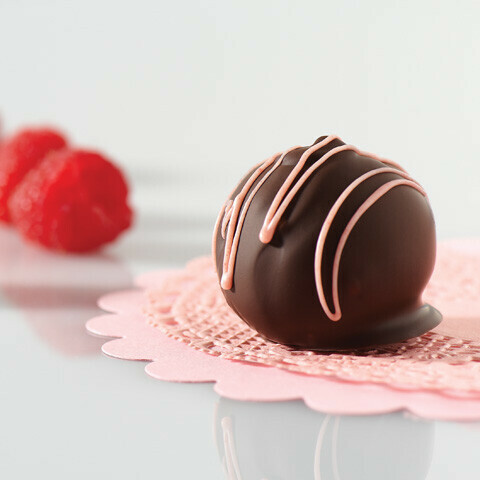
(213, 135), (441, 350)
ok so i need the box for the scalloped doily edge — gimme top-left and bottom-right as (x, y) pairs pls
(86, 288), (480, 421)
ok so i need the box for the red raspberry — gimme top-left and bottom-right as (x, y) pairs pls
(9, 149), (133, 252)
(0, 128), (67, 222)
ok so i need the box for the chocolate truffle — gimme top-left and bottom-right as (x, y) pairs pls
(213, 135), (441, 350)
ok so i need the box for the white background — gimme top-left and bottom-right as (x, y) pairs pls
(1, 2), (479, 479)
(1, 0), (479, 239)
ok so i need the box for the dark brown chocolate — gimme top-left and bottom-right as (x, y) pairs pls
(213, 136), (441, 350)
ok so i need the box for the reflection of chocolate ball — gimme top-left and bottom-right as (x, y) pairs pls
(213, 135), (441, 350)
(215, 399), (434, 480)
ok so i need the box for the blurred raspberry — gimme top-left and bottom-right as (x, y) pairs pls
(9, 149), (133, 252)
(0, 128), (67, 222)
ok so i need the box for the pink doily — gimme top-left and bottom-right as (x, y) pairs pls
(144, 239), (480, 395)
(86, 239), (480, 419)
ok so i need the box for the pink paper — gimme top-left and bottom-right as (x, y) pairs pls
(86, 239), (480, 420)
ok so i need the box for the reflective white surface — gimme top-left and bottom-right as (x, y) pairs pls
(0, 172), (479, 479)
(1, 0), (480, 477)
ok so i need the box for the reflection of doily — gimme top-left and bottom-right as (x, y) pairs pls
(144, 239), (480, 394)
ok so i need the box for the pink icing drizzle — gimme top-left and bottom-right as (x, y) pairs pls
(259, 135), (339, 243)
(314, 168), (426, 321)
(215, 136), (426, 322)
(212, 203), (227, 262)
(259, 140), (406, 243)
(212, 160), (269, 262)
(221, 200), (233, 239)
(219, 146), (300, 290)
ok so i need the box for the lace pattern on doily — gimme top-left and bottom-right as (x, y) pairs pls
(144, 242), (480, 394)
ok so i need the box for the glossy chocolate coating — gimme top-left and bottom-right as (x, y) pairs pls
(213, 136), (441, 350)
